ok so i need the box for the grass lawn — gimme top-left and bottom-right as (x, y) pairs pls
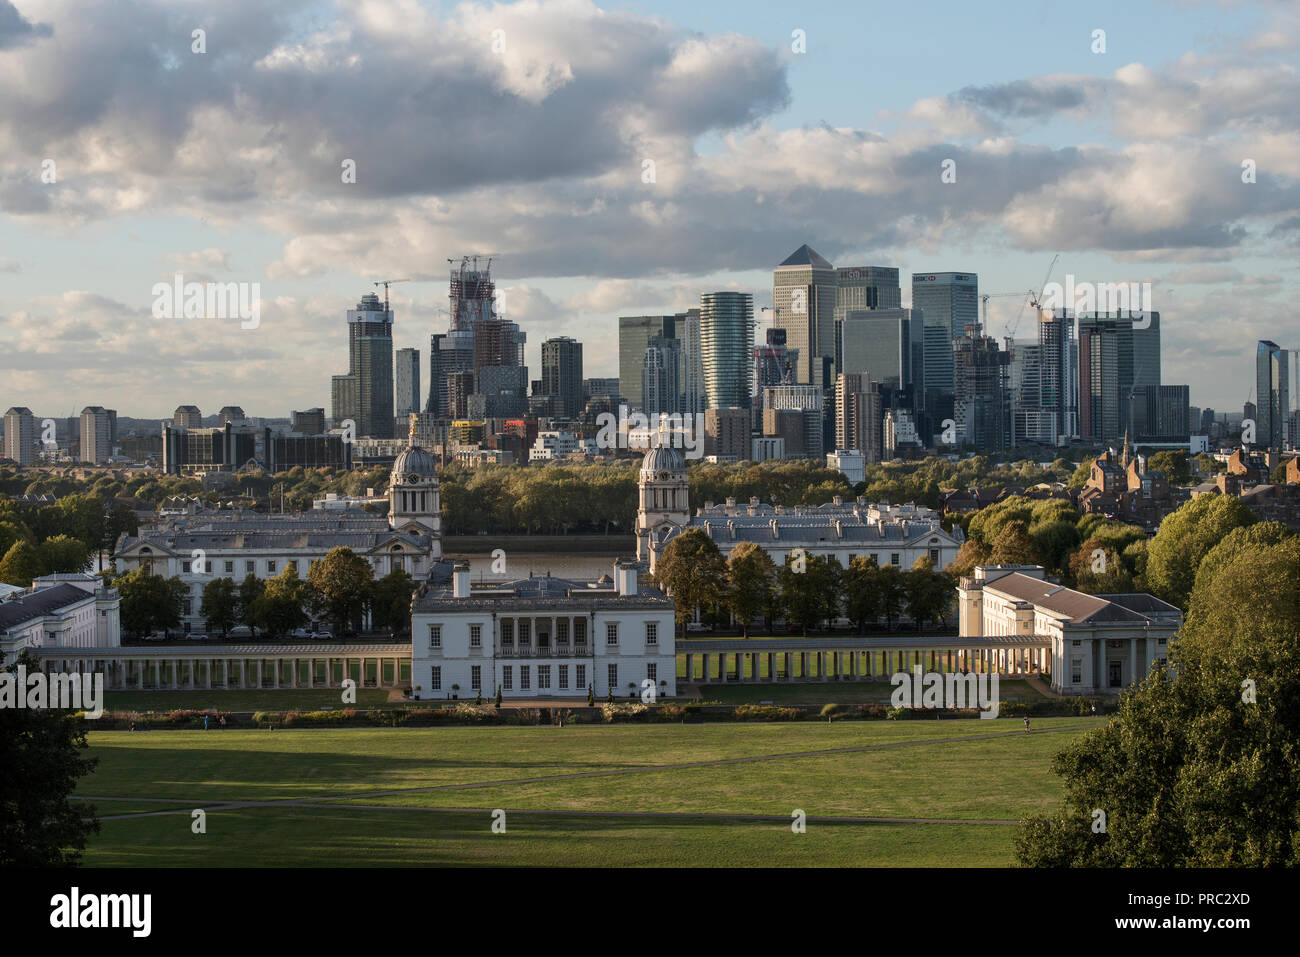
(77, 719), (1102, 866)
(102, 688), (399, 713)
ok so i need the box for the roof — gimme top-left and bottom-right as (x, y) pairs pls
(414, 574), (670, 612)
(0, 583), (93, 632)
(777, 244), (834, 270)
(980, 572), (1162, 624)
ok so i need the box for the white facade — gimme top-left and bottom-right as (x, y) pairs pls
(957, 565), (1182, 694)
(529, 430), (581, 461)
(0, 576), (121, 658)
(827, 449), (866, 484)
(411, 562), (676, 700)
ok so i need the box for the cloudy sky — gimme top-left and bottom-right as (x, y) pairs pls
(1, 0), (1297, 421)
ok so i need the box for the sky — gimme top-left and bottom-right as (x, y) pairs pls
(1, 0), (1298, 421)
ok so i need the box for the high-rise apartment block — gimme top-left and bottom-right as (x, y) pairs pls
(541, 337), (584, 419)
(3, 407), (36, 465)
(700, 291), (754, 410)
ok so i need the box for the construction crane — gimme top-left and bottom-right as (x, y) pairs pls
(373, 278), (409, 312)
(981, 291), (1034, 334)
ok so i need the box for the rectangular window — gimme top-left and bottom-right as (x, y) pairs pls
(647, 663), (657, 682)
(431, 666), (441, 691)
(501, 620), (514, 644)
(606, 623), (618, 645)
(519, 619), (531, 644)
(929, 548), (940, 563)
(574, 618), (587, 644)
(182, 561), (191, 573)
(471, 665), (481, 691)
(538, 665), (551, 690)
(224, 561), (234, 574)
(267, 561), (276, 573)
(1070, 657), (1082, 684)
(520, 666), (531, 690)
(470, 624), (482, 648)
(608, 663), (618, 692)
(557, 619), (569, 643)
(183, 599), (192, 615)
(502, 666), (512, 691)
(890, 553), (900, 566)
(559, 665), (568, 690)
(646, 622), (658, 646)
(576, 664), (586, 689)
(429, 625), (441, 650)
(246, 560), (255, 574)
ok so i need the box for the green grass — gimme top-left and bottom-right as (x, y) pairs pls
(101, 689), (398, 713)
(78, 719), (1104, 867)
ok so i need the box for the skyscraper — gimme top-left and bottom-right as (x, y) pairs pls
(427, 331), (475, 417)
(1077, 312), (1160, 443)
(331, 292), (394, 438)
(541, 336), (584, 418)
(79, 406), (117, 465)
(642, 336), (681, 415)
(395, 348), (420, 419)
(838, 308), (921, 393)
(835, 266), (902, 372)
(700, 291), (755, 410)
(835, 372), (882, 462)
(618, 315), (677, 411)
(952, 329), (1009, 451)
(774, 245), (837, 385)
(1256, 340), (1290, 453)
(911, 271), (978, 394)
(3, 407), (35, 465)
(676, 308), (705, 414)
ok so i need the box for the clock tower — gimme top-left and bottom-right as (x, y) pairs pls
(635, 445), (690, 565)
(388, 420), (442, 554)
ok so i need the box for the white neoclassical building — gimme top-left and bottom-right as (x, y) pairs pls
(0, 574), (122, 659)
(635, 445), (963, 572)
(410, 561), (676, 701)
(957, 564), (1182, 694)
(114, 426), (442, 634)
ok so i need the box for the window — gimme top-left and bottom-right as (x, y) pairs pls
(501, 620), (514, 644)
(431, 666), (441, 691)
(246, 560), (255, 574)
(224, 561), (234, 574)
(647, 663), (657, 682)
(470, 624), (482, 648)
(429, 625), (441, 650)
(576, 664), (586, 689)
(645, 622), (658, 646)
(267, 561), (277, 573)
(519, 619), (531, 644)
(606, 623), (619, 645)
(502, 666), (512, 691)
(890, 553), (900, 566)
(557, 619), (569, 643)
(929, 548), (940, 563)
(182, 561), (191, 573)
(607, 663), (618, 691)
(1070, 657), (1082, 684)
(183, 599), (192, 615)
(1071, 639), (1082, 647)
(574, 619), (587, 644)
(520, 666), (531, 690)
(558, 665), (568, 690)
(471, 665), (481, 691)
(538, 665), (551, 690)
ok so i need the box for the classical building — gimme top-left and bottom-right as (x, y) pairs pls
(114, 423), (441, 633)
(635, 446), (962, 572)
(957, 564), (1182, 694)
(410, 560), (675, 701)
(0, 574), (121, 659)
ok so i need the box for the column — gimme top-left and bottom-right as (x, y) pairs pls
(701, 653), (709, 684)
(719, 654), (728, 683)
(685, 654), (693, 683)
(1128, 638), (1136, 687)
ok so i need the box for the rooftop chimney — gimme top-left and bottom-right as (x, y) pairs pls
(453, 562), (471, 599)
(615, 561), (638, 597)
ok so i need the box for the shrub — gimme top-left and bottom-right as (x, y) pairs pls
(734, 704), (801, 721)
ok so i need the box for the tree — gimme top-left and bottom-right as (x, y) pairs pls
(988, 520), (1043, 567)
(200, 577), (239, 637)
(37, 534), (92, 576)
(1145, 495), (1255, 608)
(259, 564), (311, 636)
(656, 530), (727, 635)
(724, 542), (775, 637)
(112, 569), (186, 636)
(370, 568), (416, 634)
(307, 547), (374, 634)
(1069, 537), (1134, 594)
(876, 564), (906, 630)
(236, 574), (266, 636)
(1015, 534), (1300, 866)
(1147, 449), (1192, 485)
(845, 556), (881, 633)
(0, 539), (42, 586)
(777, 553), (836, 635)
(905, 556), (952, 631)
(0, 651), (101, 865)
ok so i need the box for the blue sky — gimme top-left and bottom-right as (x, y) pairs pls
(1, 0), (1297, 421)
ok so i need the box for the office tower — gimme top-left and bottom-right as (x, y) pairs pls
(835, 373), (882, 463)
(1132, 385), (1190, 441)
(173, 405), (202, 429)
(1077, 312), (1160, 442)
(773, 245), (837, 384)
(700, 291), (754, 409)
(619, 315), (677, 411)
(217, 406), (246, 426)
(427, 331), (475, 417)
(79, 406), (117, 464)
(839, 308), (921, 392)
(330, 292), (394, 439)
(540, 337), (584, 419)
(467, 366), (528, 419)
(952, 329), (1009, 451)
(1200, 408), (1216, 433)
(676, 308), (705, 414)
(764, 384), (824, 459)
(911, 271), (978, 394)
(1037, 309), (1078, 441)
(835, 266), (902, 371)
(642, 336), (682, 415)
(1256, 340), (1290, 452)
(704, 408), (750, 461)
(292, 408), (326, 434)
(883, 408), (921, 459)
(395, 348), (420, 418)
(3, 407), (36, 465)
(584, 378), (619, 402)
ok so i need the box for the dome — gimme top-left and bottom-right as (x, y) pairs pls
(391, 445), (438, 485)
(640, 445), (686, 478)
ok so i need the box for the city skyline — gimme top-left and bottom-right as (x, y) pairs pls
(2, 0), (1299, 418)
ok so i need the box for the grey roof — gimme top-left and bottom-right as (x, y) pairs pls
(982, 573), (1162, 625)
(392, 445), (438, 480)
(641, 446), (686, 475)
(778, 244), (834, 270)
(415, 574), (670, 612)
(0, 584), (92, 631)
(118, 513), (428, 555)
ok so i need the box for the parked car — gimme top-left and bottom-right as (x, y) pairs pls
(291, 627), (312, 638)
(187, 632), (208, 641)
(315, 630), (333, 640)
(685, 622), (710, 633)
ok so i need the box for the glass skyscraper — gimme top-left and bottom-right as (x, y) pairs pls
(773, 245), (837, 385)
(911, 271), (978, 394)
(331, 292), (394, 439)
(618, 315), (676, 411)
(1256, 339), (1290, 452)
(701, 292), (754, 409)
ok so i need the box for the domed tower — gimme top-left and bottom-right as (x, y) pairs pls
(389, 420), (441, 553)
(635, 445), (689, 563)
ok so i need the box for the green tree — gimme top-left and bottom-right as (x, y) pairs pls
(199, 577), (239, 637)
(988, 520), (1043, 567)
(905, 556), (952, 631)
(371, 568), (416, 634)
(724, 542), (775, 637)
(0, 539), (42, 586)
(1147, 449), (1192, 485)
(307, 547), (374, 634)
(1145, 495), (1255, 608)
(777, 553), (834, 635)
(236, 574), (266, 636)
(259, 564), (311, 636)
(38, 534), (92, 576)
(112, 569), (186, 636)
(0, 650), (101, 866)
(656, 529), (727, 635)
(845, 556), (881, 633)
(876, 564), (906, 630)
